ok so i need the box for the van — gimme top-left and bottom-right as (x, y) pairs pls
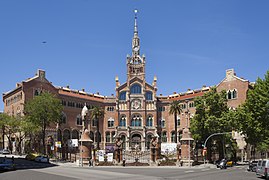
(256, 159), (269, 180)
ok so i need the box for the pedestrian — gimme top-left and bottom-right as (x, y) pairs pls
(123, 158), (126, 167)
(89, 158), (92, 167)
(12, 156), (14, 164)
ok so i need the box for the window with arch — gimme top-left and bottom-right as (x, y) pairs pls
(171, 131), (175, 143)
(161, 119), (166, 128)
(61, 112), (67, 124)
(146, 115), (153, 127)
(130, 84), (142, 94)
(227, 90), (232, 99)
(119, 91), (126, 100)
(108, 117), (114, 128)
(119, 115), (126, 127)
(146, 134), (153, 150)
(131, 114), (142, 127)
(189, 102), (195, 108)
(146, 91), (153, 100)
(162, 131), (167, 142)
(121, 135), (126, 149)
(105, 132), (111, 142)
(95, 132), (101, 143)
(177, 116), (180, 127)
(76, 115), (82, 126)
(92, 118), (98, 127)
(232, 89), (237, 99)
(112, 131), (116, 142)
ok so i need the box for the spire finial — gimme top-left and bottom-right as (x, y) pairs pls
(134, 9), (138, 35)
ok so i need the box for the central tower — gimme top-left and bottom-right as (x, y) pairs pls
(127, 9), (146, 82)
(115, 9), (157, 153)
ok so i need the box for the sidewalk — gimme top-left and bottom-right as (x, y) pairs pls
(49, 160), (217, 169)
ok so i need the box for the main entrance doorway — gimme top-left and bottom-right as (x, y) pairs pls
(130, 134), (141, 150)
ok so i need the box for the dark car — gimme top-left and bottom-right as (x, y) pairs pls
(247, 160), (258, 172)
(0, 159), (15, 171)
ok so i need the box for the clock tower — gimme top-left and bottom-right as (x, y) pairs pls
(115, 10), (158, 152)
(127, 9), (146, 82)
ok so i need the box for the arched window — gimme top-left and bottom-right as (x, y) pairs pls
(57, 129), (62, 141)
(108, 117), (114, 128)
(119, 115), (126, 127)
(131, 114), (142, 127)
(119, 91), (126, 100)
(161, 119), (165, 128)
(130, 84), (142, 94)
(105, 132), (110, 142)
(95, 132), (101, 143)
(146, 115), (153, 127)
(162, 131), (167, 142)
(63, 129), (70, 142)
(92, 118), (97, 127)
(146, 91), (153, 100)
(171, 131), (175, 143)
(72, 130), (79, 139)
(177, 116), (180, 127)
(61, 112), (67, 124)
(232, 89), (237, 99)
(76, 115), (82, 126)
(112, 131), (116, 142)
(146, 134), (152, 150)
(121, 135), (126, 149)
(227, 90), (232, 99)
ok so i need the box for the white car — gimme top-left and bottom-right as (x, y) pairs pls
(34, 156), (49, 163)
(256, 159), (269, 180)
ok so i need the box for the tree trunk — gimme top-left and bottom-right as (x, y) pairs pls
(42, 119), (46, 154)
(2, 126), (5, 149)
(97, 118), (100, 150)
(174, 113), (177, 143)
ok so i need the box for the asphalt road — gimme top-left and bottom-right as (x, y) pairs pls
(0, 165), (260, 180)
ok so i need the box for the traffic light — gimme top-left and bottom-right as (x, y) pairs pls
(202, 147), (207, 156)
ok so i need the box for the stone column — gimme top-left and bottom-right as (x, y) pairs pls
(79, 129), (93, 165)
(180, 128), (194, 166)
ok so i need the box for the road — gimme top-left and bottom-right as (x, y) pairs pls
(0, 164), (259, 180)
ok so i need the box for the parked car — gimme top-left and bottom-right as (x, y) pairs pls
(247, 160), (258, 172)
(2, 149), (11, 154)
(0, 159), (15, 171)
(35, 155), (49, 163)
(216, 159), (227, 169)
(256, 159), (269, 180)
(25, 153), (39, 161)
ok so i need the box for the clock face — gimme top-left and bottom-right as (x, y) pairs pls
(132, 99), (141, 109)
(133, 46), (139, 52)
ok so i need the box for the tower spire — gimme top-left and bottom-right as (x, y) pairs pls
(134, 9), (138, 37)
(132, 9), (140, 56)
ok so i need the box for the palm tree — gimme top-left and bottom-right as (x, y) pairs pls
(90, 106), (105, 150)
(169, 101), (182, 143)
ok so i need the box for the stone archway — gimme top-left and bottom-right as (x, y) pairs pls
(130, 134), (142, 151)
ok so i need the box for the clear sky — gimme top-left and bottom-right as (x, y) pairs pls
(1, 0), (269, 111)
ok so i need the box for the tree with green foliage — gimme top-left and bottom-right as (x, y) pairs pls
(236, 70), (269, 156)
(90, 106), (104, 150)
(24, 92), (63, 154)
(190, 87), (237, 160)
(169, 101), (182, 143)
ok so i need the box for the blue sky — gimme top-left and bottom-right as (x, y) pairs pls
(1, 0), (269, 111)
